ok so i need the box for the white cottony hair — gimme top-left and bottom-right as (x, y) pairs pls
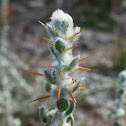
(50, 9), (73, 27)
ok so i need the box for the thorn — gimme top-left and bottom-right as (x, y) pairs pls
(68, 120), (71, 124)
(78, 67), (91, 71)
(29, 72), (43, 76)
(68, 90), (76, 103)
(103, 105), (110, 109)
(38, 20), (46, 27)
(59, 68), (65, 79)
(114, 116), (117, 121)
(79, 56), (89, 62)
(61, 121), (64, 125)
(58, 86), (60, 100)
(49, 66), (56, 68)
(52, 27), (58, 36)
(65, 46), (78, 51)
(71, 28), (84, 39)
(103, 121), (110, 124)
(64, 78), (71, 80)
(110, 82), (116, 86)
(40, 36), (54, 47)
(28, 95), (50, 103)
(79, 87), (88, 90)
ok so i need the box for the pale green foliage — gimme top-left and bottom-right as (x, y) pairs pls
(108, 70), (126, 126)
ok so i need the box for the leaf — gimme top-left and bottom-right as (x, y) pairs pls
(55, 39), (65, 53)
(66, 100), (75, 116)
(53, 19), (69, 34)
(39, 107), (47, 123)
(45, 82), (51, 93)
(57, 98), (69, 112)
(67, 57), (79, 71)
(44, 70), (54, 83)
(46, 23), (58, 37)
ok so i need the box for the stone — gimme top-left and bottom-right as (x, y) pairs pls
(95, 32), (113, 44)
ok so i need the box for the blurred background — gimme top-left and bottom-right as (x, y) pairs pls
(0, 0), (126, 126)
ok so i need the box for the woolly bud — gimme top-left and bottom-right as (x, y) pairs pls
(55, 38), (65, 53)
(57, 98), (69, 112)
(51, 9), (73, 26)
(65, 100), (75, 116)
(44, 69), (54, 83)
(39, 107), (47, 123)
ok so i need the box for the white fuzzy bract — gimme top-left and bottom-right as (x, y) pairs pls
(50, 9), (73, 28)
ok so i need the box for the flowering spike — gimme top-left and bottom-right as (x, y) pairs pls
(49, 66), (56, 68)
(30, 9), (92, 126)
(65, 46), (78, 51)
(59, 68), (65, 79)
(58, 86), (60, 100)
(78, 67), (91, 71)
(71, 28), (84, 39)
(79, 87), (88, 90)
(38, 20), (46, 27)
(28, 95), (50, 103)
(79, 56), (89, 62)
(40, 36), (54, 47)
(68, 90), (76, 103)
(29, 72), (43, 76)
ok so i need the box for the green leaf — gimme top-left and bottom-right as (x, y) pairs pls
(44, 70), (54, 83)
(39, 107), (47, 123)
(66, 100), (75, 116)
(67, 57), (79, 71)
(49, 45), (60, 61)
(72, 81), (80, 92)
(119, 89), (124, 95)
(53, 19), (69, 34)
(45, 82), (51, 93)
(55, 39), (65, 53)
(47, 24), (58, 37)
(57, 98), (69, 112)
